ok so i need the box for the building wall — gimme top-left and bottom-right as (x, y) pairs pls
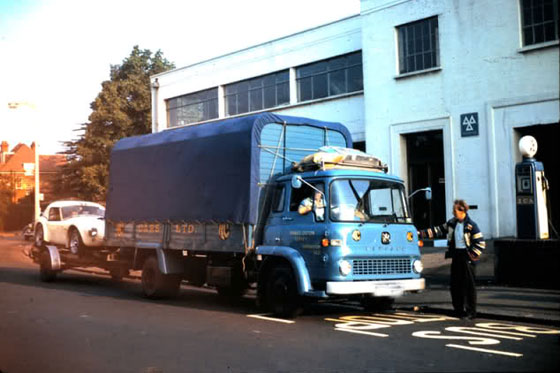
(151, 15), (365, 141)
(150, 1), (559, 239)
(361, 0), (559, 237)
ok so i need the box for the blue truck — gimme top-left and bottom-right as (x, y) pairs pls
(34, 113), (425, 317)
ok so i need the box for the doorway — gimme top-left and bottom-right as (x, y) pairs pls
(406, 130), (446, 229)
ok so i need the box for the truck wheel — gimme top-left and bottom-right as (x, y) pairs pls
(34, 224), (44, 247)
(141, 256), (181, 299)
(39, 251), (57, 282)
(361, 296), (394, 312)
(266, 266), (302, 318)
(68, 228), (84, 255)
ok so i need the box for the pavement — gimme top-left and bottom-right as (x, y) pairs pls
(397, 240), (560, 326)
(2, 232), (559, 326)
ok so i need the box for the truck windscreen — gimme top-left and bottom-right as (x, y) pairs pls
(329, 179), (411, 223)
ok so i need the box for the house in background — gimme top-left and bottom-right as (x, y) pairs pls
(0, 140), (67, 204)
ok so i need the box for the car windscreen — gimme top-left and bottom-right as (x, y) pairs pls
(330, 179), (411, 223)
(60, 205), (105, 220)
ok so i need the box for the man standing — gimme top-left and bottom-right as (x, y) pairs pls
(418, 200), (485, 319)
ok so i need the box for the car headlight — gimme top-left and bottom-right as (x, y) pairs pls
(89, 227), (98, 237)
(413, 259), (423, 273)
(339, 260), (352, 276)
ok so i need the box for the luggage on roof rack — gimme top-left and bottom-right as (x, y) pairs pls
(292, 146), (388, 173)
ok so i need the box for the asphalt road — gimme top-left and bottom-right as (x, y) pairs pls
(1, 235), (559, 373)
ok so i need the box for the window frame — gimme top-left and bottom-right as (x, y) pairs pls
(166, 88), (219, 127)
(296, 51), (363, 103)
(224, 70), (289, 116)
(520, 0), (559, 47)
(396, 16), (440, 75)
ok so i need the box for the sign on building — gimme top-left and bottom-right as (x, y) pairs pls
(460, 113), (479, 137)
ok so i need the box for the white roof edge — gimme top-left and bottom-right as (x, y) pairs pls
(151, 13), (361, 80)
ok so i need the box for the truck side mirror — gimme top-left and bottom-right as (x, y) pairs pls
(291, 176), (302, 189)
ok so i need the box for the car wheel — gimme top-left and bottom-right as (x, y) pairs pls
(141, 256), (181, 299)
(39, 251), (57, 282)
(266, 265), (302, 318)
(34, 224), (44, 247)
(68, 228), (84, 255)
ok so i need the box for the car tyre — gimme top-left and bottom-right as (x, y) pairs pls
(68, 228), (84, 256)
(34, 224), (44, 248)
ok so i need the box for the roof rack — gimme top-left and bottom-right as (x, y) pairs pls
(292, 146), (388, 173)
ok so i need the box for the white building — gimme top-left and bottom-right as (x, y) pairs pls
(151, 0), (559, 239)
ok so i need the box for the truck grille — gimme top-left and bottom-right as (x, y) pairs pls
(353, 258), (411, 276)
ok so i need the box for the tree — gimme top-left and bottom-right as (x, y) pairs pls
(60, 46), (174, 202)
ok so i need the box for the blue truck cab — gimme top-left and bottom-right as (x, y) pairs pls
(258, 149), (424, 313)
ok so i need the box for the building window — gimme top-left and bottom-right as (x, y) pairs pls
(225, 70), (289, 116)
(397, 16), (439, 74)
(167, 88), (218, 127)
(296, 51), (363, 102)
(521, 0), (559, 46)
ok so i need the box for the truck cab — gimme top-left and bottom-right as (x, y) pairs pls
(260, 148), (424, 309)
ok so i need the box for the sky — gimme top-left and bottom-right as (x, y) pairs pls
(0, 0), (360, 154)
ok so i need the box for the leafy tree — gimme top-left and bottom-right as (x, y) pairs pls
(60, 46), (174, 202)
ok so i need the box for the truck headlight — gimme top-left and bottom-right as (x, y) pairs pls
(413, 259), (423, 273)
(89, 228), (98, 237)
(339, 260), (352, 276)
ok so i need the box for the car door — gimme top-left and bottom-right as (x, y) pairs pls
(46, 207), (65, 245)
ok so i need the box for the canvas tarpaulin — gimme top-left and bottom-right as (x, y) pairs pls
(105, 113), (351, 224)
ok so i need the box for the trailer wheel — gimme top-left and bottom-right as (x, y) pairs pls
(39, 251), (57, 282)
(141, 256), (181, 299)
(266, 266), (302, 318)
(361, 296), (394, 312)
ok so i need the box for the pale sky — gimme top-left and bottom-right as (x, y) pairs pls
(0, 0), (360, 154)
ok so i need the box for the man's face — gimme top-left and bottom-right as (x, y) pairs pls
(453, 206), (466, 221)
(314, 192), (323, 203)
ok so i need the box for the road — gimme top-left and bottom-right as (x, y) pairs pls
(1, 235), (559, 373)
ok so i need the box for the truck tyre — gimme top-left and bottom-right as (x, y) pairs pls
(141, 256), (181, 299)
(39, 251), (57, 282)
(68, 228), (84, 256)
(266, 266), (302, 318)
(361, 296), (394, 312)
(34, 224), (44, 248)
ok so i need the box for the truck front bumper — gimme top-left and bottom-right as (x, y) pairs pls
(326, 278), (425, 297)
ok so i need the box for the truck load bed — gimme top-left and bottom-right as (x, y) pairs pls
(106, 113), (351, 225)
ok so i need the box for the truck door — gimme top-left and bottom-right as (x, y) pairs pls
(266, 180), (326, 273)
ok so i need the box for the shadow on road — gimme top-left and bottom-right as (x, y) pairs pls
(0, 265), (363, 318)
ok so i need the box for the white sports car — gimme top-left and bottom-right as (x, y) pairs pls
(34, 200), (106, 254)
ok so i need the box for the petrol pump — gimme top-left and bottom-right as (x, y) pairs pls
(515, 136), (549, 239)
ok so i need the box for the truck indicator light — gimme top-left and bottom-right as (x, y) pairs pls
(407, 231), (414, 242)
(321, 238), (330, 247)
